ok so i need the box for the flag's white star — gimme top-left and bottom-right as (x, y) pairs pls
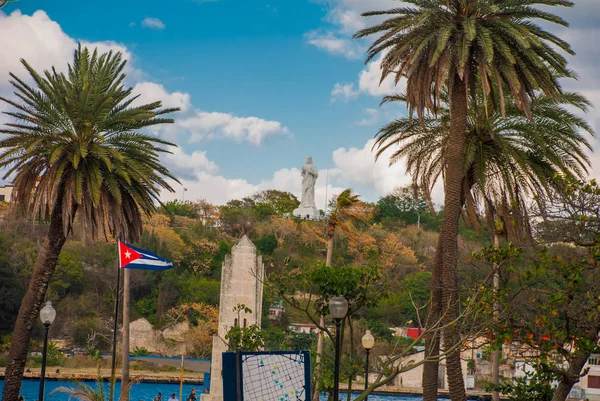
(125, 250), (131, 259)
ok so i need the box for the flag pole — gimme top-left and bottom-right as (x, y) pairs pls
(121, 265), (131, 401)
(110, 236), (122, 401)
(179, 355), (184, 401)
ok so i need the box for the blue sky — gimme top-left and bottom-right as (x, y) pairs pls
(1, 0), (599, 207)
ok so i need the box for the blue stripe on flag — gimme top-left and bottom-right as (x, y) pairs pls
(122, 242), (174, 271)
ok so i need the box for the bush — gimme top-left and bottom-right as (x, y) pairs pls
(132, 346), (151, 356)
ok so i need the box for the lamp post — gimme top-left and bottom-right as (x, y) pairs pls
(39, 301), (56, 401)
(361, 330), (375, 400)
(329, 296), (348, 401)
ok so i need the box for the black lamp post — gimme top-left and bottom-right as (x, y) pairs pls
(329, 296), (348, 401)
(361, 330), (375, 400)
(38, 301), (56, 401)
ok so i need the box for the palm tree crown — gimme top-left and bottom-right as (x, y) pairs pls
(374, 90), (594, 237)
(0, 45), (179, 241)
(354, 0), (575, 118)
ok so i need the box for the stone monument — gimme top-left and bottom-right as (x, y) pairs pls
(201, 235), (264, 401)
(293, 156), (320, 220)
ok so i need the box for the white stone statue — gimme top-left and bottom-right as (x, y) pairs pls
(301, 156), (318, 208)
(293, 156), (320, 219)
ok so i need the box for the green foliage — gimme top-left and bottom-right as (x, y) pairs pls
(254, 234), (278, 256)
(49, 241), (85, 299)
(307, 262), (382, 315)
(210, 240), (232, 278)
(47, 342), (63, 364)
(163, 200), (199, 219)
(371, 271), (431, 326)
(374, 187), (439, 230)
(253, 190), (300, 215)
(488, 364), (559, 401)
(226, 325), (265, 352)
(289, 332), (316, 351)
(225, 304), (266, 351)
(0, 45), (179, 241)
(364, 320), (394, 343)
(177, 276), (220, 306)
(263, 326), (287, 351)
(135, 289), (159, 325)
(0, 232), (25, 334)
(219, 191), (299, 235)
(0, 334), (12, 352)
(132, 346), (151, 356)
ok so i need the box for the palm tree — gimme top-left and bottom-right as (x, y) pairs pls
(375, 90), (592, 231)
(355, 2), (575, 399)
(313, 188), (361, 401)
(0, 46), (179, 401)
(375, 89), (592, 400)
(325, 188), (361, 267)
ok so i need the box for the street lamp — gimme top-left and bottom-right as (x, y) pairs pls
(361, 330), (375, 400)
(329, 296), (348, 401)
(39, 301), (56, 401)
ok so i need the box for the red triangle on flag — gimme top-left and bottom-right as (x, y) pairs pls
(119, 241), (142, 268)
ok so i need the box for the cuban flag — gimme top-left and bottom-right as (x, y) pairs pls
(119, 241), (174, 271)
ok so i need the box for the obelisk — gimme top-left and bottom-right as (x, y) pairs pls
(201, 234), (264, 401)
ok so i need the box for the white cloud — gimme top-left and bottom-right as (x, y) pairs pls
(331, 83), (358, 102)
(305, 30), (363, 60)
(0, 10), (138, 125)
(332, 52), (406, 101)
(133, 82), (192, 112)
(356, 108), (378, 126)
(161, 137), (434, 208)
(180, 111), (290, 146)
(161, 161), (347, 210)
(307, 0), (402, 57)
(162, 146), (218, 182)
(324, 0), (402, 34)
(332, 139), (410, 195)
(141, 17), (166, 30)
(0, 10), (75, 87)
(0, 9), (289, 149)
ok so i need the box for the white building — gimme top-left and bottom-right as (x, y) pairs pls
(0, 185), (13, 202)
(579, 354), (600, 400)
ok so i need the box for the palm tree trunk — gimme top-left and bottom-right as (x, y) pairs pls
(2, 190), (69, 401)
(313, 233), (334, 401)
(422, 241), (443, 401)
(440, 76), (469, 401)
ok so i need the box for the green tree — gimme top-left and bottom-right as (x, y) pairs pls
(0, 233), (24, 334)
(0, 46), (178, 401)
(252, 189), (300, 215)
(163, 200), (199, 218)
(357, 1), (576, 398)
(254, 234), (278, 256)
(48, 241), (85, 299)
(374, 186), (439, 229)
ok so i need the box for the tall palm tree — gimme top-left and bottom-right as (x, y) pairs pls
(375, 89), (592, 399)
(355, 2), (574, 399)
(0, 46), (179, 401)
(375, 90), (592, 230)
(313, 188), (361, 401)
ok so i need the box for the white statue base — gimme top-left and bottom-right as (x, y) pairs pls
(293, 206), (320, 220)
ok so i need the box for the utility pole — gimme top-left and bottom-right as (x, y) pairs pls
(121, 268), (130, 401)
